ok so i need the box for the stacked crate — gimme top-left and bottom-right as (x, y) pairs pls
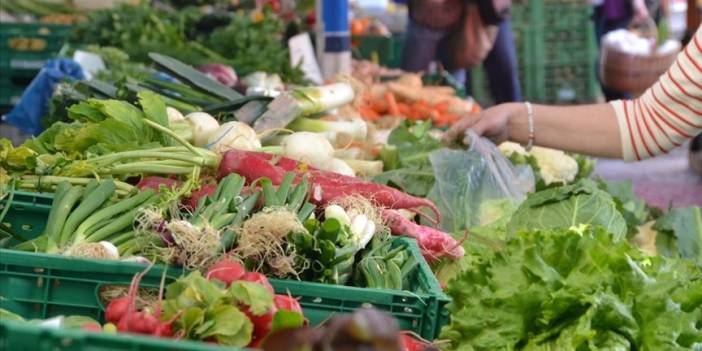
(0, 22), (72, 106)
(471, 0), (600, 105)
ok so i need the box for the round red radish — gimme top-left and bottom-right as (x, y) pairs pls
(154, 321), (173, 337)
(273, 294), (302, 314)
(126, 311), (158, 334)
(81, 323), (102, 332)
(183, 183), (217, 210)
(105, 297), (130, 324)
(240, 272), (274, 294)
(206, 258), (246, 287)
(399, 332), (432, 351)
(242, 305), (277, 339)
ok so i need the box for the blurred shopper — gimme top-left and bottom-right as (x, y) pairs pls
(401, 0), (522, 103)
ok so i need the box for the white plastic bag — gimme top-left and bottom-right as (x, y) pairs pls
(428, 130), (534, 232)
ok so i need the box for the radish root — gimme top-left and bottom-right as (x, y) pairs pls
(167, 220), (222, 270)
(233, 208), (306, 278)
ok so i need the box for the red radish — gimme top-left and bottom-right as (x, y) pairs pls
(399, 332), (433, 351)
(81, 323), (102, 332)
(216, 150), (442, 222)
(153, 321), (173, 337)
(183, 183), (217, 210)
(218, 150), (286, 184)
(273, 294), (302, 314)
(240, 272), (275, 294)
(105, 297), (130, 324)
(243, 305), (277, 340)
(206, 258), (247, 287)
(383, 210), (464, 262)
(130, 311), (159, 334)
(137, 177), (182, 192)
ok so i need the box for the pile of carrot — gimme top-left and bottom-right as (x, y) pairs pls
(358, 91), (474, 128)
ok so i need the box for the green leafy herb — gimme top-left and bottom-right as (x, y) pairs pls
(373, 121), (442, 197)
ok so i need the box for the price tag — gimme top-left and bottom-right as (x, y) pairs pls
(288, 33), (323, 84)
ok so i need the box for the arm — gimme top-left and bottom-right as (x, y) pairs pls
(444, 102), (623, 158)
(447, 26), (702, 161)
(494, 103), (623, 158)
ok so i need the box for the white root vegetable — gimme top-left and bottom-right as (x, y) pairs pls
(359, 220), (376, 249)
(325, 205), (351, 227)
(99, 241), (120, 259)
(185, 112), (220, 147)
(349, 214), (376, 249)
(281, 132), (335, 166)
(206, 121), (261, 154)
(350, 214), (368, 240)
(320, 158), (355, 177)
(166, 107), (185, 123)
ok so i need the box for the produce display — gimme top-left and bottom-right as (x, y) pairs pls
(1, 3), (702, 351)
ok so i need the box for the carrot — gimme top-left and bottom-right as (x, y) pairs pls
(370, 98), (387, 114)
(411, 101), (432, 120)
(359, 106), (380, 121)
(396, 102), (411, 118)
(385, 91), (400, 116)
(433, 101), (450, 113)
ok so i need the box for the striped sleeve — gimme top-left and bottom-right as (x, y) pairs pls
(611, 25), (702, 161)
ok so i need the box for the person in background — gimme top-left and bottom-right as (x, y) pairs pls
(446, 25), (702, 174)
(592, 0), (654, 101)
(400, 7), (522, 103)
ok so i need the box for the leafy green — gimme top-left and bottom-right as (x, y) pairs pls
(162, 271), (257, 347)
(441, 226), (702, 350)
(228, 281), (274, 316)
(599, 179), (660, 237)
(654, 206), (702, 265)
(373, 121), (443, 197)
(508, 179), (628, 241)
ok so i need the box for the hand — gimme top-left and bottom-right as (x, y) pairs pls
(444, 103), (521, 145)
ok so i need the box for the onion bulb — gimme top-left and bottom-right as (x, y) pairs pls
(185, 112), (220, 147)
(206, 121), (261, 154)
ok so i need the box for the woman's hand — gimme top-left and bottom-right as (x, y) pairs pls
(444, 103), (522, 145)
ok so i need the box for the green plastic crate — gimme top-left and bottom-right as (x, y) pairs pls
(0, 319), (237, 351)
(0, 191), (53, 242)
(353, 34), (405, 69)
(0, 79), (27, 106)
(0, 22), (72, 106)
(0, 22), (72, 74)
(0, 191), (450, 339)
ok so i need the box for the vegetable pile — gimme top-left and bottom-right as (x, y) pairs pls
(441, 226), (702, 350)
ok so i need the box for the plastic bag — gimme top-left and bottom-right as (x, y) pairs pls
(428, 130), (534, 232)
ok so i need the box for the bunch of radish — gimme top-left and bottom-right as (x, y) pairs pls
(103, 257), (304, 347)
(104, 269), (175, 337)
(205, 258), (304, 348)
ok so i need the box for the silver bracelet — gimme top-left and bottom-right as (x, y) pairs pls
(525, 101), (535, 151)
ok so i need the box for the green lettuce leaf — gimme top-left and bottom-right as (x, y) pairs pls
(653, 206), (702, 265)
(508, 179), (628, 240)
(440, 226), (702, 350)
